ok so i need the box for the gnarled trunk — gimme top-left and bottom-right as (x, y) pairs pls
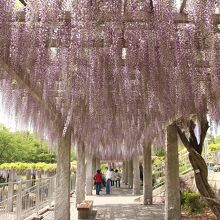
(175, 118), (220, 219)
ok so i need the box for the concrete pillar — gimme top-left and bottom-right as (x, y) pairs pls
(165, 124), (181, 220)
(96, 159), (100, 171)
(111, 162), (115, 169)
(86, 155), (93, 195)
(143, 144), (152, 205)
(128, 159), (133, 188)
(54, 130), (71, 220)
(7, 170), (16, 212)
(122, 161), (126, 183)
(133, 155), (140, 195)
(37, 170), (42, 179)
(26, 169), (32, 189)
(92, 158), (96, 176)
(107, 162), (111, 169)
(124, 160), (128, 184)
(75, 142), (86, 205)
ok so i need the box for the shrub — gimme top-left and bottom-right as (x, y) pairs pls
(155, 149), (165, 157)
(209, 143), (220, 152)
(179, 165), (188, 174)
(181, 191), (206, 214)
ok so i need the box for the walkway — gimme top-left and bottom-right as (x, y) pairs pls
(43, 184), (165, 220)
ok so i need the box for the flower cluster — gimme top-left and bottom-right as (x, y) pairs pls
(0, 0), (219, 159)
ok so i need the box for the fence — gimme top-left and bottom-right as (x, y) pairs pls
(152, 150), (219, 191)
(0, 175), (76, 220)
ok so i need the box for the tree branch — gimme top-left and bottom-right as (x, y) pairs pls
(149, 0), (154, 13)
(180, 0), (187, 13)
(189, 119), (199, 153)
(205, 197), (220, 207)
(175, 124), (193, 153)
(199, 116), (209, 153)
(19, 0), (27, 6)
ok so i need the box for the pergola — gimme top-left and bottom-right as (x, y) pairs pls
(0, 0), (220, 219)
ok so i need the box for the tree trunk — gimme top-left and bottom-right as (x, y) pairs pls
(54, 130), (71, 220)
(189, 151), (220, 218)
(176, 119), (220, 219)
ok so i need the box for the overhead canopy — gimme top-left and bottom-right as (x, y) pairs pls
(0, 0), (220, 159)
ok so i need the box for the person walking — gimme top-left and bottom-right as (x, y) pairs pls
(115, 169), (121, 188)
(105, 167), (111, 194)
(110, 169), (115, 186)
(93, 170), (102, 195)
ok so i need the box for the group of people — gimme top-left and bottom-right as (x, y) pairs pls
(93, 167), (122, 195)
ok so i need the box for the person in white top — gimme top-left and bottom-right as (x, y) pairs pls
(110, 169), (116, 186)
(115, 169), (122, 188)
(105, 167), (111, 194)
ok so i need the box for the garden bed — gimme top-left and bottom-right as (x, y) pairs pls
(181, 208), (217, 220)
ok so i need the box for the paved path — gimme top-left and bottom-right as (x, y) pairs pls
(43, 184), (165, 220)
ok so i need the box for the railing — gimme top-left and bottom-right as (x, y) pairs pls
(0, 178), (45, 203)
(152, 150), (219, 190)
(0, 175), (76, 220)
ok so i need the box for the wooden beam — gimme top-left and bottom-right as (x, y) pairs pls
(49, 38), (108, 48)
(213, 14), (220, 25)
(0, 58), (63, 131)
(180, 0), (187, 13)
(14, 10), (220, 24)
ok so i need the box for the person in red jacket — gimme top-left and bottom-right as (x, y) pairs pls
(94, 170), (102, 195)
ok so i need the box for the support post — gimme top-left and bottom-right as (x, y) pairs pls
(75, 142), (86, 205)
(143, 144), (153, 205)
(26, 169), (31, 189)
(125, 160), (128, 184)
(54, 130), (71, 220)
(133, 155), (140, 195)
(16, 180), (22, 220)
(122, 161), (126, 183)
(165, 125), (181, 220)
(7, 170), (16, 212)
(96, 158), (100, 171)
(36, 179), (40, 213)
(92, 158), (96, 177)
(86, 154), (93, 195)
(128, 160), (133, 188)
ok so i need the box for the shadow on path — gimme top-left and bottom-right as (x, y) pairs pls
(87, 184), (165, 220)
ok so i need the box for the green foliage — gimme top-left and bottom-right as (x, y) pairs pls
(71, 149), (76, 161)
(154, 149), (165, 157)
(179, 165), (188, 174)
(0, 125), (56, 164)
(0, 162), (56, 172)
(0, 162), (77, 172)
(100, 162), (107, 174)
(209, 143), (220, 152)
(208, 135), (220, 152)
(181, 191), (206, 214)
(153, 157), (164, 165)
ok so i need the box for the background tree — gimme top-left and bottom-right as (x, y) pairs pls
(0, 124), (56, 163)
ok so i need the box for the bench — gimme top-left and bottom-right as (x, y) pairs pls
(77, 200), (93, 219)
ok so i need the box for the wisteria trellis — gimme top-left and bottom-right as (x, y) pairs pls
(0, 0), (219, 159)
